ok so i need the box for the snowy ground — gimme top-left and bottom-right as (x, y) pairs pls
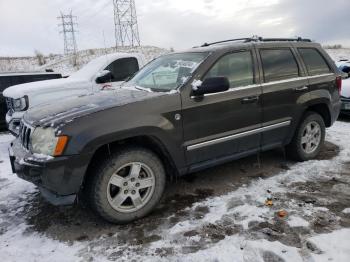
(1, 118), (350, 261)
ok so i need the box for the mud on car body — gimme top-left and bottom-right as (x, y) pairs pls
(9, 37), (341, 223)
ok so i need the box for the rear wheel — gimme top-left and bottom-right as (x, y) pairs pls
(287, 112), (325, 161)
(87, 147), (166, 223)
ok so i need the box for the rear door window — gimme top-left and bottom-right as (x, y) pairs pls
(260, 49), (300, 82)
(298, 48), (331, 76)
(105, 57), (139, 82)
(204, 51), (254, 88)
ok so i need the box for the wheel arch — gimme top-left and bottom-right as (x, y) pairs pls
(305, 102), (331, 127)
(82, 135), (179, 190)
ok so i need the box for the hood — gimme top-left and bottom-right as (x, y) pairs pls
(3, 77), (87, 99)
(24, 88), (164, 127)
(341, 78), (350, 98)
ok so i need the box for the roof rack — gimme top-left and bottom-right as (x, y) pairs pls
(261, 37), (312, 42)
(198, 36), (312, 47)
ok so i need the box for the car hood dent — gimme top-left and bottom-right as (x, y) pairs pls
(24, 88), (164, 127)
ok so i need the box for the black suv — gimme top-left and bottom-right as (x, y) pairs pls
(9, 37), (341, 223)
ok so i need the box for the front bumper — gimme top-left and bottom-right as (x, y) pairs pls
(9, 138), (92, 205)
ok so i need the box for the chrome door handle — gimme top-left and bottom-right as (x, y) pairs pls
(241, 96), (259, 104)
(294, 86), (308, 92)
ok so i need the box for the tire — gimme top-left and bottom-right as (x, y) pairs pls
(287, 112), (325, 161)
(87, 147), (166, 224)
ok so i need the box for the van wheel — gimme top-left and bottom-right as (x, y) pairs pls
(87, 147), (166, 224)
(287, 112), (325, 161)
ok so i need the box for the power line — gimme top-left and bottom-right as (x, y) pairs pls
(113, 0), (141, 48)
(57, 11), (78, 56)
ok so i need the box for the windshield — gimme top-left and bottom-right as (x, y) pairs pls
(126, 52), (209, 92)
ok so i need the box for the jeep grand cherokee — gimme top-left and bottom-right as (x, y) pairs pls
(9, 37), (341, 223)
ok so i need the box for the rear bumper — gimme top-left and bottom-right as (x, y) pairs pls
(330, 100), (341, 124)
(341, 98), (350, 115)
(9, 138), (92, 205)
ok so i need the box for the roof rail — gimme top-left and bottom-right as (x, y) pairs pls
(260, 37), (312, 42)
(200, 38), (257, 47)
(198, 36), (312, 47)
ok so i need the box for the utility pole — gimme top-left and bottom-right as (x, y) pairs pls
(57, 11), (78, 56)
(113, 0), (141, 48)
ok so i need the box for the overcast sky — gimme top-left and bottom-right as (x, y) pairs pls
(0, 0), (349, 56)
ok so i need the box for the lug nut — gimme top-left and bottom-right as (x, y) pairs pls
(131, 178), (135, 182)
(124, 190), (128, 194)
(132, 190), (136, 195)
(123, 182), (128, 186)
(135, 183), (140, 187)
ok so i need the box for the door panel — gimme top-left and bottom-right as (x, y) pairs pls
(257, 47), (310, 148)
(182, 86), (262, 165)
(181, 50), (262, 166)
(260, 78), (309, 147)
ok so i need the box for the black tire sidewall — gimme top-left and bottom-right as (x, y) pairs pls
(91, 148), (166, 224)
(293, 112), (325, 161)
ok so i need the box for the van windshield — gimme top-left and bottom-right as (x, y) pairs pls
(125, 52), (209, 92)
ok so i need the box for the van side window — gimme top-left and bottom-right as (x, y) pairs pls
(104, 57), (139, 82)
(204, 51), (254, 88)
(260, 49), (300, 82)
(298, 48), (331, 76)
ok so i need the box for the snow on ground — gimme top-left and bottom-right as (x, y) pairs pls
(308, 229), (350, 262)
(0, 120), (350, 261)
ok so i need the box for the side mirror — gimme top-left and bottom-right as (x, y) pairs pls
(96, 70), (113, 84)
(192, 77), (230, 96)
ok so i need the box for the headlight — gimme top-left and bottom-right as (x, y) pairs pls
(30, 127), (68, 157)
(12, 96), (28, 111)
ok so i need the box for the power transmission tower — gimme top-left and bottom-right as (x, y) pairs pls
(113, 0), (141, 48)
(57, 11), (78, 56)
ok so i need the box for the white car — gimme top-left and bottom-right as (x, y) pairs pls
(4, 53), (146, 134)
(337, 60), (350, 115)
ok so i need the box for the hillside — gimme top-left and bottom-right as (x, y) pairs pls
(0, 47), (349, 76)
(0, 46), (170, 76)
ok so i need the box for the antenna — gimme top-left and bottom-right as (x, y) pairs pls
(57, 11), (78, 56)
(113, 0), (141, 49)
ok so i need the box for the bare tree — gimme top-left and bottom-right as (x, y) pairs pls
(34, 50), (46, 66)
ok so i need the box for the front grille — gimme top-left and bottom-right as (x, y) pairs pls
(19, 121), (32, 150)
(6, 97), (14, 112)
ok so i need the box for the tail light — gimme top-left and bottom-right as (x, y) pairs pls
(336, 76), (342, 94)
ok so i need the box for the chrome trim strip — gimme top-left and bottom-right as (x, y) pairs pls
(186, 120), (291, 151)
(193, 73), (335, 98)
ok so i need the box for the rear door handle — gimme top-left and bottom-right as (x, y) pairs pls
(294, 86), (309, 92)
(241, 96), (259, 104)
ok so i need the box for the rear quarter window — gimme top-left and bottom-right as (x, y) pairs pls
(260, 49), (300, 82)
(298, 48), (331, 76)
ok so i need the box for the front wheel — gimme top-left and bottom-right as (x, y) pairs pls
(287, 112), (325, 161)
(87, 147), (166, 224)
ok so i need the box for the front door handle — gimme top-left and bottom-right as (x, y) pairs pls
(294, 86), (309, 92)
(241, 96), (259, 104)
